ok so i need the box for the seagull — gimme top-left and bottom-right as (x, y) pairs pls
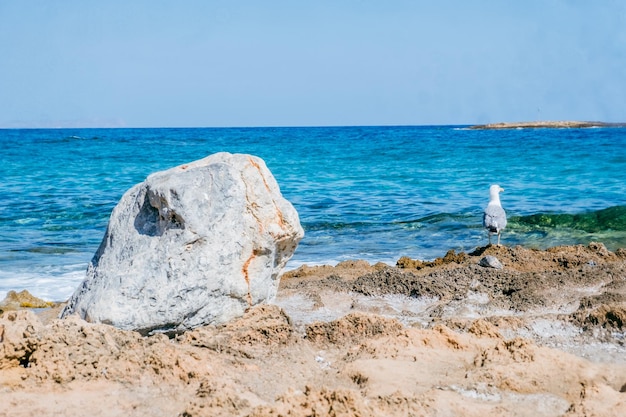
(483, 184), (507, 246)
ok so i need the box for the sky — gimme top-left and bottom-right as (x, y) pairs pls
(1, 0), (625, 128)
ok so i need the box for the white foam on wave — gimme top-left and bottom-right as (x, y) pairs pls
(285, 256), (396, 271)
(284, 259), (338, 270)
(0, 264), (86, 302)
(14, 218), (40, 225)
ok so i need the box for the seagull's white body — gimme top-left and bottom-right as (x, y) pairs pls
(483, 184), (507, 245)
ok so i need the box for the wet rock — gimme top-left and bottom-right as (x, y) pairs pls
(578, 304), (626, 331)
(61, 153), (304, 335)
(0, 290), (55, 311)
(396, 250), (466, 270)
(351, 268), (466, 299)
(479, 255), (503, 269)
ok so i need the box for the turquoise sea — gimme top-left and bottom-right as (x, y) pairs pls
(1, 126), (625, 301)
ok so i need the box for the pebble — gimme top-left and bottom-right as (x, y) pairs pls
(479, 255), (504, 270)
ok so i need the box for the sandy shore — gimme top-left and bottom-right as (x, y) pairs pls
(1, 243), (626, 416)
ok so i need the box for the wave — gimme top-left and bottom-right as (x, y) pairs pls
(303, 220), (388, 231)
(303, 212), (477, 232)
(9, 246), (82, 255)
(303, 207), (626, 235)
(510, 206), (626, 233)
(395, 212), (475, 225)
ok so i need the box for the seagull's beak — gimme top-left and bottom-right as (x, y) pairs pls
(500, 187), (505, 193)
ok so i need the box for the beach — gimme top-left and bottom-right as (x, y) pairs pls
(1, 126), (625, 415)
(3, 0), (626, 413)
(2, 242), (625, 416)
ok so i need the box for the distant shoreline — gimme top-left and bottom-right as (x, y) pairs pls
(468, 120), (626, 130)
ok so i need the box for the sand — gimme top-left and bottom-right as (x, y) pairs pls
(1, 243), (625, 416)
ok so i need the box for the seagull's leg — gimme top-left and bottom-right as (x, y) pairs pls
(497, 232), (501, 246)
(488, 233), (492, 245)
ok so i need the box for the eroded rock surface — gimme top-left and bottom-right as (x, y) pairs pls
(2, 302), (625, 417)
(60, 153), (303, 335)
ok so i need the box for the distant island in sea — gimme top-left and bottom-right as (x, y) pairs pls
(469, 120), (626, 130)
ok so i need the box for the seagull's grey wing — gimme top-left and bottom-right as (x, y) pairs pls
(483, 206), (507, 232)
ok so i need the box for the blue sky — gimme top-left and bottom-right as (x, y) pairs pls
(1, 1), (625, 128)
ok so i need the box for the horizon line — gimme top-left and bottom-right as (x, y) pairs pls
(0, 123), (470, 130)
(1, 119), (621, 131)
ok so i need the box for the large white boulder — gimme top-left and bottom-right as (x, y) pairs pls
(60, 153), (304, 335)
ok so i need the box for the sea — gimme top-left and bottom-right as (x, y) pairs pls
(1, 126), (625, 302)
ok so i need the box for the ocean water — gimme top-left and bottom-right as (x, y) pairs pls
(1, 126), (625, 301)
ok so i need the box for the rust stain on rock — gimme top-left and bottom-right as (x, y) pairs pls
(246, 157), (287, 230)
(242, 252), (255, 306)
(247, 157), (271, 192)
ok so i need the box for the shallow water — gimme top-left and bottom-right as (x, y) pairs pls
(1, 126), (625, 300)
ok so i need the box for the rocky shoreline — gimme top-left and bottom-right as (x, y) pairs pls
(2, 243), (626, 416)
(468, 120), (626, 130)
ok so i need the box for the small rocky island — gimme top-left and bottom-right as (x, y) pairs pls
(469, 120), (626, 130)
